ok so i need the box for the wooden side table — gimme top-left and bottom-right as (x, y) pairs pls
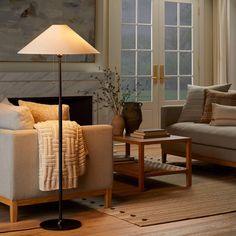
(113, 135), (192, 191)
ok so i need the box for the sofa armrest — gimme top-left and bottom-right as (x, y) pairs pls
(161, 105), (183, 129)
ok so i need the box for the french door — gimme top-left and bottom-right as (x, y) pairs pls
(109, 0), (199, 128)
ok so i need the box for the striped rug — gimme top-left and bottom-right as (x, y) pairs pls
(81, 156), (236, 227)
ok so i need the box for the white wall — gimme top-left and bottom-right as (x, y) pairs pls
(229, 0), (236, 89)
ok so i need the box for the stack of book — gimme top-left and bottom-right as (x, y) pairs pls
(130, 128), (170, 139)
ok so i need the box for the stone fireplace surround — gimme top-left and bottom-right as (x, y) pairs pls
(0, 71), (111, 124)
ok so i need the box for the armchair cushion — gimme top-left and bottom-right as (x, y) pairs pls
(0, 102), (34, 130)
(19, 100), (70, 123)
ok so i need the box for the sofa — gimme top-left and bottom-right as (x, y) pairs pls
(0, 97), (113, 222)
(161, 98), (236, 168)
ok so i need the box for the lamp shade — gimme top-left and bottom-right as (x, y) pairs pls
(18, 25), (99, 55)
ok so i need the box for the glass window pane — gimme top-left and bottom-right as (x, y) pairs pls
(122, 25), (135, 49)
(137, 77), (151, 101)
(121, 77), (136, 101)
(180, 77), (192, 100)
(121, 51), (135, 75)
(165, 52), (177, 75)
(122, 0), (136, 23)
(137, 51), (151, 75)
(165, 77), (177, 100)
(138, 0), (151, 24)
(180, 3), (192, 26)
(179, 28), (192, 50)
(180, 52), (192, 75)
(165, 2), (177, 25)
(137, 25), (151, 49)
(165, 27), (177, 50)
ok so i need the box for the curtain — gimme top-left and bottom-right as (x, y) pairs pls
(213, 0), (230, 84)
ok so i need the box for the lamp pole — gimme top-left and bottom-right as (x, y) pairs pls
(40, 55), (82, 230)
(58, 55), (63, 226)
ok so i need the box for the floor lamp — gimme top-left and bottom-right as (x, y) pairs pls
(18, 25), (99, 230)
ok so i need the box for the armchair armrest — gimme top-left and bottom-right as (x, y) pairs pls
(161, 105), (183, 129)
(0, 124), (113, 200)
(80, 124), (113, 190)
(0, 129), (38, 200)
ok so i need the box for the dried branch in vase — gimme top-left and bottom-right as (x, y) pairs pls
(77, 68), (139, 115)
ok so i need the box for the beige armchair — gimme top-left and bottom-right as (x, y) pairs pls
(0, 124), (113, 222)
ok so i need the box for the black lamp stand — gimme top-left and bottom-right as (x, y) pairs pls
(40, 55), (82, 230)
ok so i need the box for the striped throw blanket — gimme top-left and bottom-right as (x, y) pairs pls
(34, 120), (88, 191)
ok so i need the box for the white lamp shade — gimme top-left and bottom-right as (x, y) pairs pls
(18, 25), (99, 55)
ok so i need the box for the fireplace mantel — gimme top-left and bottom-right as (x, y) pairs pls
(0, 71), (111, 124)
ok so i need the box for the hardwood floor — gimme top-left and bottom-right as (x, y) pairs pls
(1, 144), (235, 235)
(1, 209), (236, 236)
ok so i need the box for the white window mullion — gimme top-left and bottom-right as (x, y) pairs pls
(177, 2), (180, 100)
(135, 0), (138, 100)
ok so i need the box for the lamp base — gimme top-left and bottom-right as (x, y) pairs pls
(40, 219), (82, 231)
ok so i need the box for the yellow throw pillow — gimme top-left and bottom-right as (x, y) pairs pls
(18, 100), (70, 123)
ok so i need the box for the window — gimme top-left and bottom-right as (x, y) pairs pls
(164, 2), (193, 100)
(121, 0), (152, 102)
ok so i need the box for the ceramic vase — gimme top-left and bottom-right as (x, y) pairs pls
(122, 102), (143, 135)
(111, 114), (125, 136)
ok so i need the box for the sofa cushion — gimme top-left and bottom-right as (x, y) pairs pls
(0, 103), (34, 130)
(167, 122), (236, 150)
(210, 103), (236, 126)
(19, 100), (70, 123)
(178, 84), (231, 123)
(201, 90), (236, 123)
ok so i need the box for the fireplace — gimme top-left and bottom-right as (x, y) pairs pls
(0, 71), (110, 124)
(9, 96), (92, 125)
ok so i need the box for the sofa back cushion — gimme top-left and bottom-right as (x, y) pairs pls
(178, 84), (231, 122)
(201, 90), (236, 123)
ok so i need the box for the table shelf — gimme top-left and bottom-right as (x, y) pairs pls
(114, 160), (187, 178)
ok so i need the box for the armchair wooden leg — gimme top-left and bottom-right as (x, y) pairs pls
(104, 188), (112, 208)
(10, 201), (18, 223)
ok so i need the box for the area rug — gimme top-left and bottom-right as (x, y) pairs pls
(79, 157), (236, 227)
(0, 155), (235, 231)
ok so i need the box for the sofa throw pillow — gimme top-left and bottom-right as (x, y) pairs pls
(19, 100), (70, 123)
(0, 103), (34, 130)
(210, 103), (236, 126)
(178, 84), (231, 122)
(201, 90), (236, 123)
